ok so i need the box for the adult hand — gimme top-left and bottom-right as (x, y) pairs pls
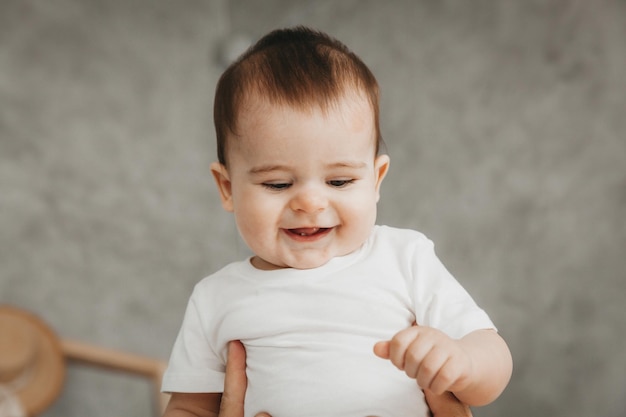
(220, 341), (472, 417)
(219, 340), (271, 417)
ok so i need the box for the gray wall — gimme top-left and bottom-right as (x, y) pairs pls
(1, 1), (625, 416)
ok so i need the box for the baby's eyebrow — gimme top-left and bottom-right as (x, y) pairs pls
(248, 165), (290, 175)
(325, 161), (368, 170)
(248, 161), (368, 176)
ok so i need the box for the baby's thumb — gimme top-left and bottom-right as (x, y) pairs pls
(373, 340), (390, 359)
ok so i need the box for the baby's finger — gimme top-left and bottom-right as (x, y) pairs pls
(430, 358), (469, 396)
(415, 347), (449, 391)
(388, 327), (421, 370)
(373, 341), (391, 359)
(402, 335), (435, 380)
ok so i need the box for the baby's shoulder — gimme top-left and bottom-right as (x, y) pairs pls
(373, 224), (433, 249)
(193, 259), (250, 292)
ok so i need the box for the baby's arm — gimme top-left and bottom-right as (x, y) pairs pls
(374, 326), (512, 406)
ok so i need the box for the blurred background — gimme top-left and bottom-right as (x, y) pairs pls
(1, 0), (625, 416)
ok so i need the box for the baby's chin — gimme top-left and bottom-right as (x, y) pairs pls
(288, 244), (366, 270)
(251, 254), (333, 271)
(285, 249), (363, 270)
(289, 258), (332, 270)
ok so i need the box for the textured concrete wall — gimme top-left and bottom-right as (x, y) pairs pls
(1, 1), (625, 416)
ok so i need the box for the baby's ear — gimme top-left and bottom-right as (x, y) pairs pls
(210, 162), (234, 212)
(374, 154), (390, 201)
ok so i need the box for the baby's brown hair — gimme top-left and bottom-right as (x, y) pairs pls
(213, 26), (383, 165)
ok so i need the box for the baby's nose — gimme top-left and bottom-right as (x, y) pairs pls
(289, 186), (329, 213)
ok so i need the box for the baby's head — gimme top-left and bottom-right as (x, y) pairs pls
(211, 27), (389, 270)
(214, 26), (383, 166)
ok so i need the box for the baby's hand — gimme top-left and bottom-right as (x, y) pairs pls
(373, 325), (474, 395)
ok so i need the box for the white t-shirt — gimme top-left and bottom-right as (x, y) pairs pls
(162, 225), (495, 417)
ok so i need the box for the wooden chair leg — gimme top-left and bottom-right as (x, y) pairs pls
(60, 339), (169, 416)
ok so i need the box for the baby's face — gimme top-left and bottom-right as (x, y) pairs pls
(211, 93), (389, 270)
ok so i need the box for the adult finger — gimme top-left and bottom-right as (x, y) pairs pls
(219, 340), (248, 417)
(424, 389), (473, 417)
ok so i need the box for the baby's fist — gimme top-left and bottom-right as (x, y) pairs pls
(374, 325), (473, 395)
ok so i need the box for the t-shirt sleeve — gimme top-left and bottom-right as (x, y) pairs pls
(161, 289), (226, 393)
(410, 237), (496, 339)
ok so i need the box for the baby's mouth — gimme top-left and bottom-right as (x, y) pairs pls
(287, 227), (330, 237)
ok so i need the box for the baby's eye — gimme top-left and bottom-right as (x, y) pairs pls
(262, 182), (291, 190)
(327, 179), (355, 188)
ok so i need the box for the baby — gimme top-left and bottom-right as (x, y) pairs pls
(162, 26), (512, 417)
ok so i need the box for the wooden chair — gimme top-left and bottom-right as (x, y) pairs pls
(0, 305), (169, 416)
